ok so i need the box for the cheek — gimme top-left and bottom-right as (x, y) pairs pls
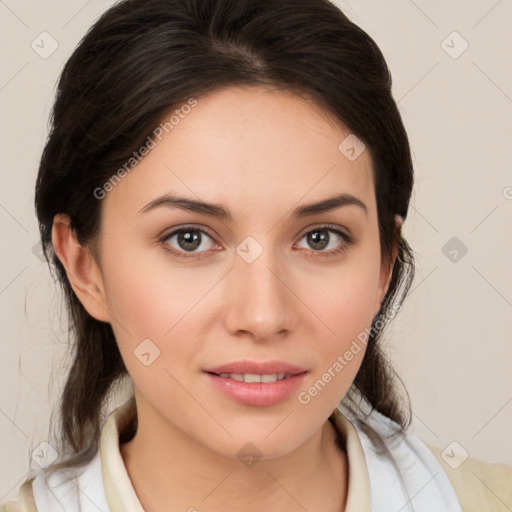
(298, 296), (377, 413)
(101, 240), (206, 334)
(298, 251), (381, 386)
(102, 262), (170, 338)
(101, 259), (208, 401)
(100, 244), (220, 377)
(304, 255), (381, 341)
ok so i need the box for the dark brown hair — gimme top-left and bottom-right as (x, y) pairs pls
(34, 0), (415, 496)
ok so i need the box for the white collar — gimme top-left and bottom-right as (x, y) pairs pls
(339, 405), (462, 511)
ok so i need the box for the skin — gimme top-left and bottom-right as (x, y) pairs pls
(52, 85), (400, 512)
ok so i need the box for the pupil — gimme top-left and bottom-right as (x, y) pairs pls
(179, 230), (201, 251)
(308, 230), (328, 250)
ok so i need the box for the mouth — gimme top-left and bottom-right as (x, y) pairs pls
(206, 372), (300, 383)
(203, 361), (308, 406)
(204, 359), (307, 377)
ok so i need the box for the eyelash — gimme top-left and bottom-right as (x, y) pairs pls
(159, 224), (354, 260)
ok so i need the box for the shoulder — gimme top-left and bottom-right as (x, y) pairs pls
(0, 478), (36, 512)
(1, 400), (135, 512)
(349, 404), (512, 512)
(348, 406), (462, 510)
(425, 440), (512, 512)
(1, 447), (109, 512)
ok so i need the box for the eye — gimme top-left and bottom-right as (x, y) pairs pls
(160, 226), (217, 258)
(159, 223), (353, 260)
(295, 225), (353, 257)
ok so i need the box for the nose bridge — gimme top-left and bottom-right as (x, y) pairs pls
(225, 237), (292, 339)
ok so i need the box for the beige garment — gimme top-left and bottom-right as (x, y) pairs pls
(425, 440), (512, 512)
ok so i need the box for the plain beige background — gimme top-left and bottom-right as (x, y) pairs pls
(1, 0), (511, 503)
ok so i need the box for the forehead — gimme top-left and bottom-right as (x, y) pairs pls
(103, 85), (376, 221)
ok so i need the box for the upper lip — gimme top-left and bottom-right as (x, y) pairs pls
(204, 360), (308, 375)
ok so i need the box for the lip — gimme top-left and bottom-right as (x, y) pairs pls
(204, 360), (307, 375)
(206, 373), (307, 406)
(203, 359), (308, 407)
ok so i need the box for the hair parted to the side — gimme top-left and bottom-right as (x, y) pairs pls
(34, 0), (415, 497)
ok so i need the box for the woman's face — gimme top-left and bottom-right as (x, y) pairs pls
(92, 85), (396, 459)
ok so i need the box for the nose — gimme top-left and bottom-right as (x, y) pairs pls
(223, 243), (295, 342)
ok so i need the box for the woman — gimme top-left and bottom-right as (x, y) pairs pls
(2, 0), (510, 510)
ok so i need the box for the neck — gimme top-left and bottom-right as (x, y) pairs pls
(120, 397), (348, 512)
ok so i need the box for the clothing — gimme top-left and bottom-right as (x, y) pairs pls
(1, 397), (511, 511)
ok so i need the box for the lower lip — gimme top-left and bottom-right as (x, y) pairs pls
(205, 372), (307, 406)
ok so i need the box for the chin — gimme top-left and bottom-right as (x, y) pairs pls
(205, 427), (308, 462)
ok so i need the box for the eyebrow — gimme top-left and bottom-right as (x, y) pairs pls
(138, 192), (368, 220)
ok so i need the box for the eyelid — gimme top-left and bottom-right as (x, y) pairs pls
(159, 223), (216, 241)
(296, 222), (353, 242)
